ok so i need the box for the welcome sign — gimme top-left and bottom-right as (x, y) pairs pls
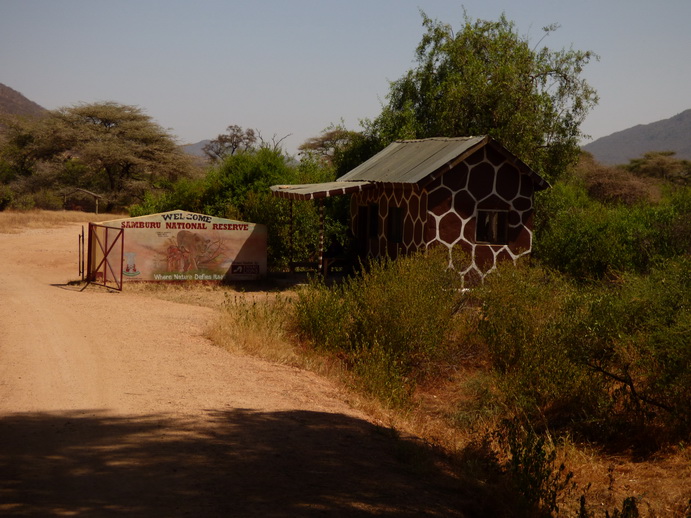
(99, 211), (267, 281)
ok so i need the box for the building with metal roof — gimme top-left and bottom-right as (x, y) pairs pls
(271, 136), (549, 282)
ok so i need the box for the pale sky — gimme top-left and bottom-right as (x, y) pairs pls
(2, 0), (689, 156)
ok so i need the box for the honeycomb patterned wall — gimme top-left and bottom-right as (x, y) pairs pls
(350, 146), (536, 283)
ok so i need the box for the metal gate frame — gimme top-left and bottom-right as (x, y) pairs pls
(85, 223), (124, 291)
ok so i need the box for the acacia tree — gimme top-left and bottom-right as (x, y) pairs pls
(203, 125), (257, 162)
(625, 151), (690, 184)
(0, 102), (195, 210)
(298, 123), (362, 168)
(353, 12), (599, 183)
(49, 102), (193, 208)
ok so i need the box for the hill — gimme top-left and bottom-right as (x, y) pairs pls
(0, 83), (47, 117)
(583, 109), (691, 165)
(180, 139), (210, 158)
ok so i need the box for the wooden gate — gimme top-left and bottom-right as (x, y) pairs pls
(86, 223), (123, 291)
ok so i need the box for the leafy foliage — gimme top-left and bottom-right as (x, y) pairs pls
(130, 147), (341, 269)
(0, 102), (194, 211)
(294, 248), (464, 405)
(359, 12), (598, 183)
(474, 258), (690, 443)
(534, 168), (691, 279)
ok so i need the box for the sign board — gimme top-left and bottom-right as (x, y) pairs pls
(99, 211), (267, 282)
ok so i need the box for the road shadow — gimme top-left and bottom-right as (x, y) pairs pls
(0, 409), (468, 517)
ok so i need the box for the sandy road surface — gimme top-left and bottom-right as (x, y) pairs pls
(0, 224), (464, 517)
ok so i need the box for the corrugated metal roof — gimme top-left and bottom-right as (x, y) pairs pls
(270, 181), (373, 200)
(270, 136), (549, 200)
(337, 136), (489, 184)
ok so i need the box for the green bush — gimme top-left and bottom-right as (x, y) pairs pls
(294, 248), (465, 405)
(129, 148), (345, 270)
(8, 193), (35, 211)
(31, 189), (64, 210)
(475, 263), (600, 421)
(535, 182), (691, 280)
(0, 184), (13, 210)
(293, 280), (354, 352)
(473, 257), (690, 442)
(571, 257), (691, 435)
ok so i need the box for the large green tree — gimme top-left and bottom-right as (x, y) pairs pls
(345, 12), (599, 182)
(0, 102), (194, 210)
(52, 102), (193, 208)
(130, 147), (342, 269)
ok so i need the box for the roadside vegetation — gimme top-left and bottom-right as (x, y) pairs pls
(209, 155), (690, 517)
(0, 208), (108, 234)
(2, 8), (690, 517)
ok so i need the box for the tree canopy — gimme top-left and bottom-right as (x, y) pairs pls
(0, 102), (194, 211)
(336, 12), (599, 183)
(625, 151), (691, 184)
(130, 146), (342, 269)
(203, 125), (258, 163)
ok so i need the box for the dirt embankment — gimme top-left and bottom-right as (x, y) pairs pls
(0, 225), (466, 516)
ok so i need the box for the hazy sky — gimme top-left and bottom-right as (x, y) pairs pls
(2, 0), (689, 155)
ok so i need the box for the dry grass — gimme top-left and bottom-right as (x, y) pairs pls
(124, 281), (230, 309)
(134, 281), (690, 517)
(0, 209), (122, 234)
(560, 440), (691, 516)
(207, 292), (300, 365)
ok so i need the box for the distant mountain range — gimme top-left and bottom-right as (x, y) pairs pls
(180, 140), (210, 158)
(582, 109), (691, 165)
(2, 82), (689, 166)
(0, 83), (47, 117)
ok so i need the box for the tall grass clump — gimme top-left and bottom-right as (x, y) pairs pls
(495, 420), (575, 517)
(294, 247), (465, 406)
(210, 292), (298, 365)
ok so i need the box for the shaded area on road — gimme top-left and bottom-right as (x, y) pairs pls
(0, 409), (466, 517)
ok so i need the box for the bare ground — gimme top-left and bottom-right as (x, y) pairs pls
(0, 224), (467, 517)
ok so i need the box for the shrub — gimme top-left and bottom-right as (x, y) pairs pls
(0, 184), (13, 210)
(8, 193), (35, 211)
(495, 420), (574, 516)
(129, 148), (345, 270)
(578, 153), (659, 205)
(293, 279), (354, 352)
(294, 248), (465, 405)
(473, 257), (690, 443)
(535, 182), (691, 280)
(31, 189), (64, 211)
(571, 257), (691, 437)
(475, 262), (600, 423)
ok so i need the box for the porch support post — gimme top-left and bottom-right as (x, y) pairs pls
(318, 198), (325, 276)
(289, 199), (295, 273)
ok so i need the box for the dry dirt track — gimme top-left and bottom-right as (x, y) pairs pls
(0, 224), (465, 517)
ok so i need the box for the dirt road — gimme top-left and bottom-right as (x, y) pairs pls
(0, 224), (464, 517)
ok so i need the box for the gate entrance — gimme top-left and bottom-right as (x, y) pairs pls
(86, 223), (123, 291)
